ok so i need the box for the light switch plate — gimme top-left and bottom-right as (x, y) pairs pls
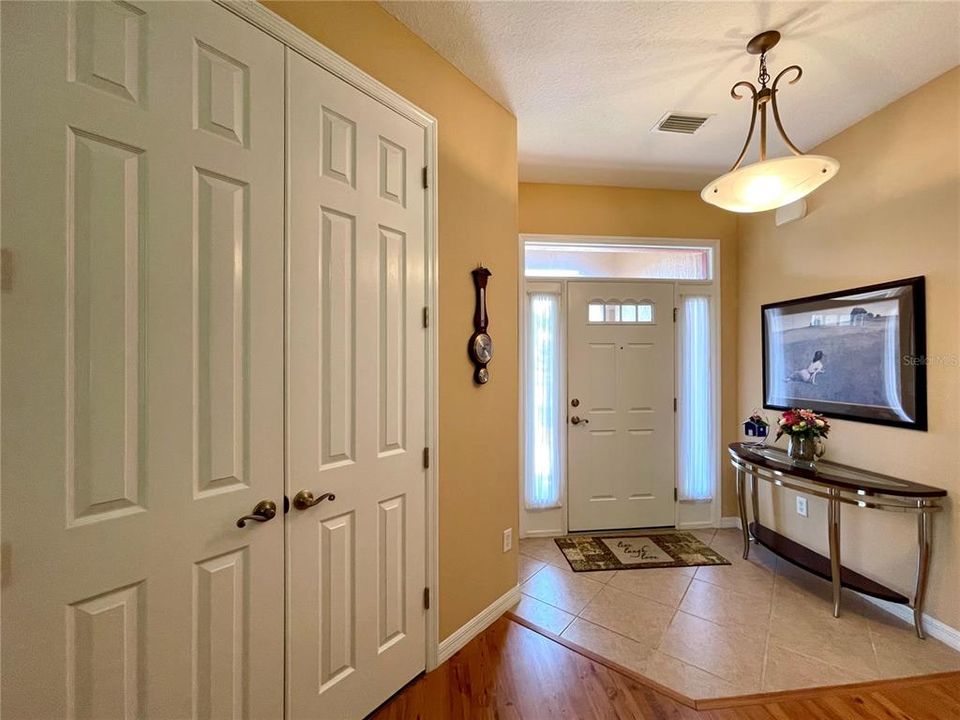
(796, 496), (809, 518)
(502, 528), (513, 553)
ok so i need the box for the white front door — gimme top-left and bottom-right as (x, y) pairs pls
(567, 282), (676, 531)
(1, 2), (285, 718)
(286, 49), (427, 719)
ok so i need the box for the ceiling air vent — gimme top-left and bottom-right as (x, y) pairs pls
(652, 112), (713, 135)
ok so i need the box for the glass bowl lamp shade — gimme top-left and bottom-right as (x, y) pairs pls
(701, 154), (839, 213)
(702, 30), (839, 214)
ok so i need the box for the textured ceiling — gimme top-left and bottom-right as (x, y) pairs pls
(380, 1), (960, 190)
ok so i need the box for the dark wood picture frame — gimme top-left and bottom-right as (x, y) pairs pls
(761, 276), (927, 431)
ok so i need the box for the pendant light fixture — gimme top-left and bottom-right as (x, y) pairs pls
(701, 30), (839, 213)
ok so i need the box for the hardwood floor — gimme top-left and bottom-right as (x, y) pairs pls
(369, 616), (960, 719)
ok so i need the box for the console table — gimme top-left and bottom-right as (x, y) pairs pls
(728, 442), (946, 639)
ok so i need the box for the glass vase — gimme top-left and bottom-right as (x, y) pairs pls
(787, 436), (823, 465)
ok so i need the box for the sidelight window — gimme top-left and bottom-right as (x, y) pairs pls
(677, 295), (715, 501)
(524, 291), (562, 509)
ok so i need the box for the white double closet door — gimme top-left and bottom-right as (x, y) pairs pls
(1, 2), (426, 718)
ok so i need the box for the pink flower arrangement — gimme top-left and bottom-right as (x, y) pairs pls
(775, 408), (830, 441)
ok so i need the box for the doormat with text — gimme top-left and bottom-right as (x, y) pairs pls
(554, 532), (729, 572)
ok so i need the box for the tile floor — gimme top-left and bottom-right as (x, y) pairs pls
(513, 528), (960, 699)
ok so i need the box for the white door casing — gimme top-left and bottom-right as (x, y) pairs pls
(1, 1), (285, 718)
(567, 281), (676, 531)
(286, 48), (428, 719)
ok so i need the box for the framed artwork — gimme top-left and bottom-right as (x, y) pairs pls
(762, 277), (926, 430)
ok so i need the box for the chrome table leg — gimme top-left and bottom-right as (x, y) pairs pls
(735, 467), (750, 559)
(750, 469), (760, 543)
(913, 506), (932, 639)
(828, 488), (842, 617)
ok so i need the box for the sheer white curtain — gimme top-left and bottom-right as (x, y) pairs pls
(678, 295), (715, 501)
(524, 292), (562, 509)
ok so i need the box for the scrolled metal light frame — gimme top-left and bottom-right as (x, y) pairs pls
(727, 31), (807, 172)
(702, 29), (839, 213)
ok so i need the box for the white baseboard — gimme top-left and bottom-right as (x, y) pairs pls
(676, 520), (717, 530)
(521, 529), (563, 538)
(436, 585), (521, 665)
(720, 516), (743, 529)
(864, 596), (960, 653)
(530, 524), (726, 535)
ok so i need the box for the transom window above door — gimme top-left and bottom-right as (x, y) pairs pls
(587, 300), (655, 324)
(525, 242), (712, 280)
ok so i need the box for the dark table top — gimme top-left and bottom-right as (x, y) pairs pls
(728, 442), (947, 498)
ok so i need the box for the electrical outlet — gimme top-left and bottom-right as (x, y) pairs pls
(502, 528), (513, 553)
(796, 496), (809, 518)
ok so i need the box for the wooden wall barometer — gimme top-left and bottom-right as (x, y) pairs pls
(468, 266), (493, 384)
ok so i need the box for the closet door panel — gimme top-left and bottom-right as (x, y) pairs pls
(286, 47), (428, 720)
(1, 3), (285, 717)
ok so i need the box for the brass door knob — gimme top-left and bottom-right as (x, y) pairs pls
(292, 490), (336, 511)
(236, 500), (277, 528)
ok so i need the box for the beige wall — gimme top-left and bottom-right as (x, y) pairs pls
(263, 1), (520, 640)
(519, 184), (742, 515)
(738, 68), (960, 627)
(260, 0), (958, 636)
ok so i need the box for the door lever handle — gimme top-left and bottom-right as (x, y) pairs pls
(236, 499), (277, 528)
(570, 416), (590, 425)
(292, 490), (336, 511)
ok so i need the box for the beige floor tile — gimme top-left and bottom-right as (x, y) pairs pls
(579, 584), (676, 649)
(526, 528), (957, 701)
(768, 580), (879, 678)
(870, 613), (960, 678)
(762, 642), (870, 692)
(709, 528), (745, 550)
(511, 594), (575, 635)
(694, 552), (775, 596)
(658, 610), (766, 687)
(711, 530), (777, 570)
(843, 592), (903, 623)
(519, 555), (546, 583)
(570, 568), (618, 583)
(745, 543), (779, 572)
(774, 562), (891, 622)
(519, 537), (568, 567)
(771, 570), (835, 614)
(549, 551), (618, 583)
(608, 566), (694, 608)
(687, 529), (717, 546)
(643, 650), (757, 699)
(520, 564), (603, 615)
(775, 565), (884, 621)
(560, 617), (652, 674)
(775, 558), (837, 601)
(519, 537), (616, 581)
(679, 578), (772, 630)
(775, 564), (878, 620)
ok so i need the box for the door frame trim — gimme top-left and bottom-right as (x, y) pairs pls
(517, 234), (722, 536)
(215, 0), (442, 671)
